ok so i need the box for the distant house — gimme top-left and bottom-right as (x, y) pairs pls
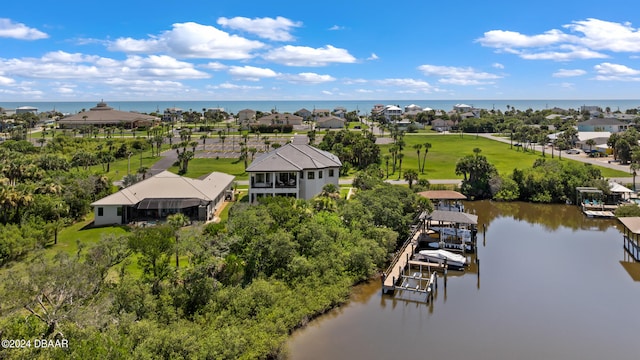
(332, 107), (347, 118)
(432, 119), (455, 132)
(577, 118), (628, 133)
(238, 109), (257, 127)
(256, 113), (303, 126)
(454, 104), (473, 113)
(316, 116), (345, 129)
(575, 132), (612, 153)
(383, 105), (402, 121)
(313, 109), (331, 119)
(162, 107), (183, 122)
(404, 104), (422, 113)
(246, 143), (342, 203)
(91, 171), (235, 226)
(16, 106), (38, 114)
(295, 108), (312, 121)
(58, 101), (160, 129)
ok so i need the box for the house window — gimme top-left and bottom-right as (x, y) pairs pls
(98, 207), (104, 216)
(329, 169), (335, 177)
(307, 171), (315, 180)
(318, 170), (323, 179)
(117, 207), (122, 216)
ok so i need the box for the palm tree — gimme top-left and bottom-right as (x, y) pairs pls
(137, 166), (149, 180)
(632, 162), (640, 192)
(421, 142), (432, 173)
(404, 169), (419, 189)
(383, 154), (390, 178)
(167, 213), (190, 268)
(397, 153), (404, 180)
(413, 144), (422, 173)
(586, 139), (596, 155)
(189, 140), (199, 154)
(200, 134), (208, 150)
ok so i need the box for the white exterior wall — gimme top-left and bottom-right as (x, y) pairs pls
(300, 168), (339, 199)
(94, 205), (122, 226)
(248, 167), (339, 202)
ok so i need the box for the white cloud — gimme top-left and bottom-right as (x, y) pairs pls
(328, 25), (344, 31)
(565, 18), (640, 52)
(282, 72), (336, 84)
(202, 62), (228, 71)
(356, 89), (374, 93)
(263, 45), (356, 66)
(552, 69), (586, 77)
(477, 18), (640, 61)
(109, 22), (265, 60)
(322, 90), (334, 95)
(477, 29), (574, 48)
(0, 18), (48, 40)
(368, 53), (379, 61)
(492, 63), (504, 69)
(376, 78), (435, 92)
(228, 65), (279, 81)
(593, 62), (640, 81)
(215, 83), (263, 90)
(217, 16), (302, 41)
(0, 51), (209, 81)
(418, 64), (502, 85)
(0, 75), (15, 85)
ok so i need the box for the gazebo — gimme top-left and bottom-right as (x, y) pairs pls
(418, 190), (467, 212)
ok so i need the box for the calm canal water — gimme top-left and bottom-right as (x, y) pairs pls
(287, 201), (640, 360)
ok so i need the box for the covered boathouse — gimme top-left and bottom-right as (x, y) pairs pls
(618, 217), (640, 261)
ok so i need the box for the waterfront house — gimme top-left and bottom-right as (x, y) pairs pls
(246, 143), (342, 203)
(91, 170), (234, 226)
(58, 101), (160, 129)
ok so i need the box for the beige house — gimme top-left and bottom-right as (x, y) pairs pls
(316, 116), (345, 129)
(238, 109), (257, 127)
(58, 101), (159, 129)
(246, 144), (341, 203)
(91, 171), (234, 226)
(256, 113), (303, 126)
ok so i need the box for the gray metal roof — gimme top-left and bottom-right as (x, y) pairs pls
(246, 144), (342, 172)
(421, 210), (478, 225)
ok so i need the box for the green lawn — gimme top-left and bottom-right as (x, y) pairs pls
(169, 157), (249, 180)
(378, 134), (629, 179)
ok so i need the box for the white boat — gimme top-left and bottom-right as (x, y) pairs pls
(417, 249), (467, 269)
(430, 226), (473, 239)
(427, 242), (473, 252)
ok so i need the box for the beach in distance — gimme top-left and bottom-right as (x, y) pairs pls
(2, 99), (640, 115)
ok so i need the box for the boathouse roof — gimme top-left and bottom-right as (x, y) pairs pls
(418, 190), (467, 200)
(420, 210), (478, 225)
(619, 217), (640, 234)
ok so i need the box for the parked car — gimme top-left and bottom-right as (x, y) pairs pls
(566, 149), (581, 154)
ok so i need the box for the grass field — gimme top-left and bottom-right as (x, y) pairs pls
(378, 134), (630, 179)
(150, 133), (629, 181)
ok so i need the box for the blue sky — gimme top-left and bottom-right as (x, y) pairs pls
(2, 0), (640, 101)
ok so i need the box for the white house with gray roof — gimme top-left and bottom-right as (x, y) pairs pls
(245, 143), (342, 203)
(91, 170), (234, 226)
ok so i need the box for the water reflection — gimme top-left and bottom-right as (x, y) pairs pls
(287, 201), (640, 360)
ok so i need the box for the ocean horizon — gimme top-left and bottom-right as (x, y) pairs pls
(2, 99), (640, 115)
